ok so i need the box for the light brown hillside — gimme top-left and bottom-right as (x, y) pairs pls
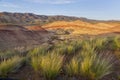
(43, 20), (120, 35)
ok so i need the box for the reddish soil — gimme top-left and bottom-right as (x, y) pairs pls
(0, 25), (51, 51)
(26, 26), (47, 31)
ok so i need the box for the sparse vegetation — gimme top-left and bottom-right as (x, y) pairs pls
(31, 52), (64, 80)
(65, 39), (115, 80)
(110, 36), (120, 50)
(90, 53), (114, 80)
(80, 50), (113, 80)
(0, 56), (24, 77)
(27, 46), (48, 58)
(31, 56), (42, 72)
(40, 52), (64, 80)
(66, 57), (80, 76)
(0, 36), (119, 80)
(0, 50), (20, 60)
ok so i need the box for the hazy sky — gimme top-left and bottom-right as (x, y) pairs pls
(0, 0), (120, 20)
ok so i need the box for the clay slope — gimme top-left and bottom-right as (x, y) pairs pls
(0, 25), (50, 50)
(43, 20), (120, 35)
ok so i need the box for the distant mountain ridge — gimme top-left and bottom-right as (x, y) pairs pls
(0, 12), (119, 26)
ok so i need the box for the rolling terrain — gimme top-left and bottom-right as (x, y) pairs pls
(43, 20), (120, 35)
(0, 12), (120, 50)
(0, 12), (120, 80)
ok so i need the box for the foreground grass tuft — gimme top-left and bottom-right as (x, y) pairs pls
(111, 36), (120, 50)
(66, 57), (80, 76)
(31, 56), (42, 71)
(66, 41), (114, 80)
(31, 52), (64, 80)
(90, 53), (114, 80)
(28, 47), (47, 57)
(0, 56), (24, 77)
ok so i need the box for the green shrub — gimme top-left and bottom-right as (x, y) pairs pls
(66, 46), (114, 80)
(0, 50), (20, 60)
(54, 40), (82, 55)
(53, 43), (66, 54)
(0, 56), (24, 77)
(110, 36), (120, 50)
(31, 56), (42, 71)
(54, 46), (67, 55)
(66, 57), (80, 76)
(30, 39), (114, 80)
(81, 38), (107, 51)
(40, 53), (64, 80)
(31, 52), (64, 80)
(80, 40), (114, 79)
(55, 44), (75, 55)
(77, 46), (96, 78)
(93, 38), (107, 50)
(73, 40), (82, 51)
(80, 54), (95, 77)
(66, 45), (75, 54)
(28, 47), (47, 57)
(81, 40), (95, 54)
(90, 53), (113, 80)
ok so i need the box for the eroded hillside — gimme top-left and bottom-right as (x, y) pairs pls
(0, 25), (50, 50)
(43, 20), (120, 35)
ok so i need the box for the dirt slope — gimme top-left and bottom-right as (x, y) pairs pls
(0, 25), (50, 50)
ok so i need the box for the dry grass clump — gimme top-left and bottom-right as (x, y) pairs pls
(40, 52), (64, 80)
(28, 47), (47, 57)
(0, 56), (24, 77)
(0, 37), (116, 79)
(53, 40), (82, 55)
(66, 40), (114, 80)
(0, 50), (20, 61)
(31, 52), (64, 80)
(90, 53), (114, 80)
(110, 36), (120, 50)
(53, 43), (67, 55)
(31, 56), (42, 71)
(93, 38), (107, 50)
(66, 57), (80, 76)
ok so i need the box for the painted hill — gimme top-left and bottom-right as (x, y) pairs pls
(43, 20), (120, 35)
